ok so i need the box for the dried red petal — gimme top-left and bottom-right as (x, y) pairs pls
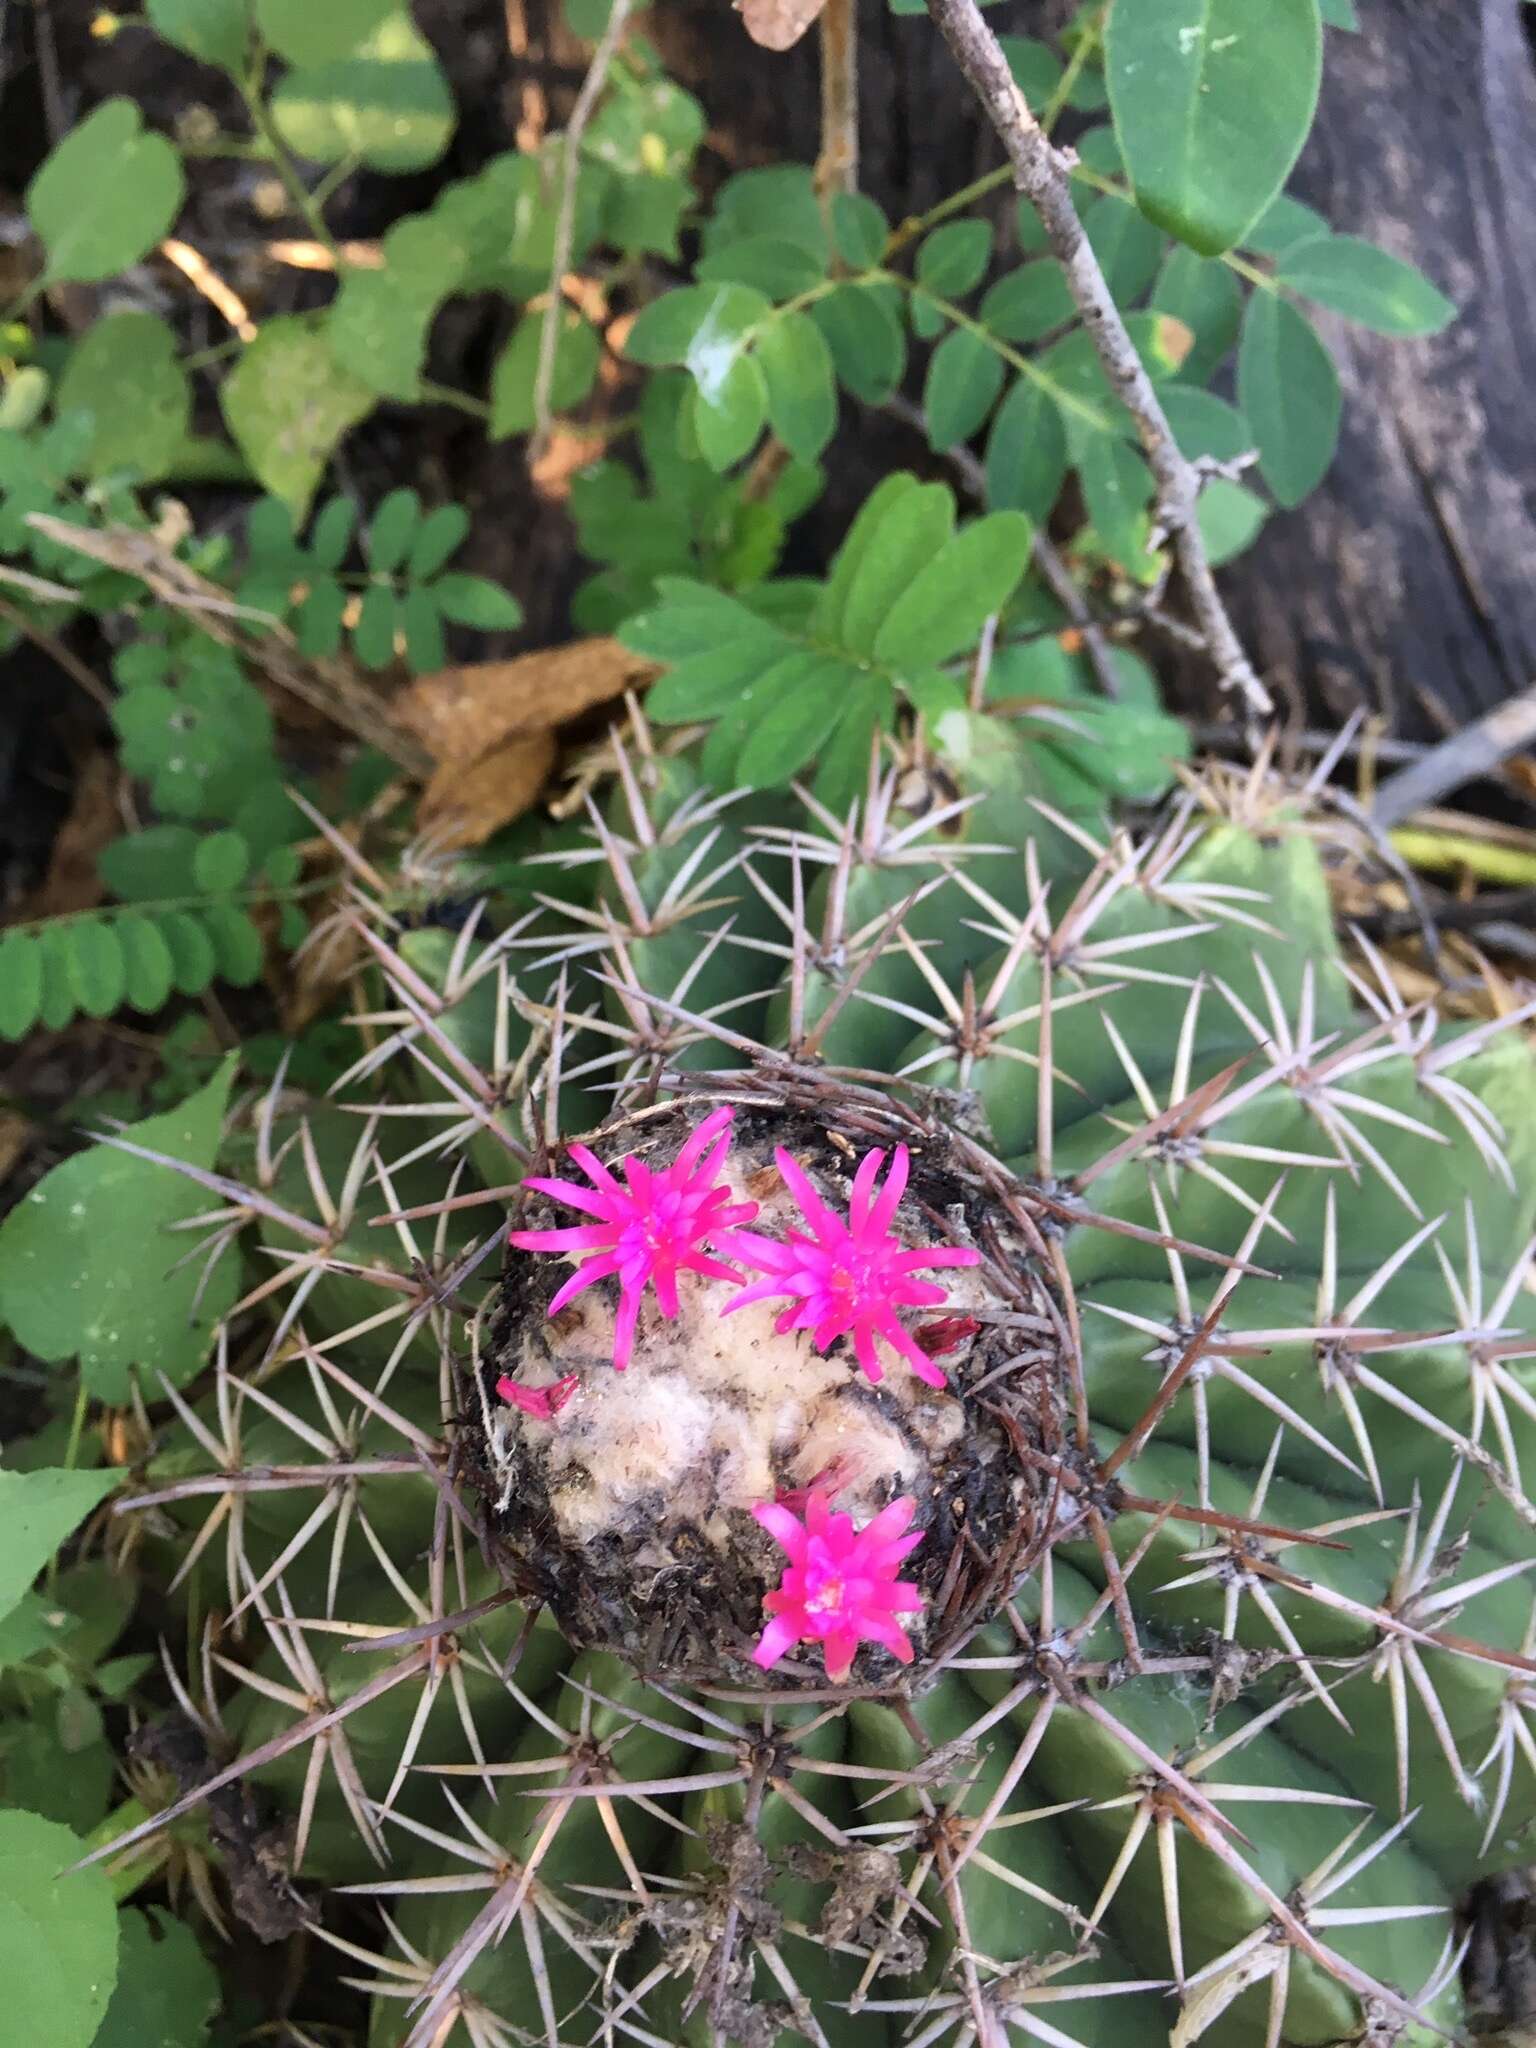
(495, 1372), (580, 1420)
(912, 1315), (982, 1358)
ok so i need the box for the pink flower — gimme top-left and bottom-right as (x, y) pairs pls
(509, 1106), (757, 1371)
(495, 1373), (579, 1421)
(719, 1145), (979, 1389)
(752, 1489), (925, 1683)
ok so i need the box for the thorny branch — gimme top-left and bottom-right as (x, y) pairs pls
(920, 0), (1272, 721)
(531, 0), (636, 456)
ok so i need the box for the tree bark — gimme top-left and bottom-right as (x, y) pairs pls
(1219, 0), (1536, 736)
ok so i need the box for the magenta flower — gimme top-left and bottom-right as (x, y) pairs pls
(495, 1372), (579, 1421)
(752, 1489), (925, 1682)
(509, 1106), (757, 1371)
(719, 1145), (979, 1389)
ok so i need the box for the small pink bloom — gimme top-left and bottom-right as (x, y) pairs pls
(495, 1373), (579, 1421)
(718, 1145), (979, 1389)
(752, 1488), (925, 1683)
(509, 1106), (757, 1371)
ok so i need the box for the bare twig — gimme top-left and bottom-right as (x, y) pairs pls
(1370, 681), (1536, 830)
(816, 0), (859, 203)
(919, 0), (1270, 720)
(531, 0), (634, 456)
(160, 238), (257, 343)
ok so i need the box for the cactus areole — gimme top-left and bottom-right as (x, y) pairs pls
(478, 1103), (1035, 1683)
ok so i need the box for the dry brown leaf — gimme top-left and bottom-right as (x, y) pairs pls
(32, 750), (118, 918)
(416, 732), (559, 849)
(392, 638), (655, 766)
(737, 0), (827, 51)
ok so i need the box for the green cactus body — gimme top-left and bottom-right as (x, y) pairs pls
(110, 717), (1536, 2047)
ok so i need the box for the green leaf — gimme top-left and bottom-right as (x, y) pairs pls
(0, 1594), (79, 1668)
(353, 584), (399, 669)
(430, 573), (523, 629)
(690, 354), (768, 471)
(147, 0), (251, 70)
(0, 1470), (121, 1629)
(490, 310), (600, 438)
(220, 318), (375, 519)
(914, 220), (993, 301)
(63, 919), (126, 1020)
(200, 904), (264, 985)
(755, 312), (836, 463)
(408, 504), (469, 578)
(1159, 385), (1253, 462)
(1277, 235), (1456, 336)
(270, 9), (456, 173)
(625, 287), (725, 367)
(0, 1060), (238, 1399)
(924, 328), (1005, 450)
(254, 0), (390, 62)
(601, 171), (690, 263)
(810, 284), (905, 404)
(1197, 477), (1268, 563)
(1318, 0), (1357, 25)
(1083, 192), (1165, 305)
(838, 481), (955, 655)
(1105, 0), (1323, 256)
(1237, 289), (1341, 507)
(621, 578), (766, 659)
(0, 934), (42, 1041)
(979, 260), (1075, 345)
(326, 214), (466, 400)
(735, 655), (852, 786)
(702, 166), (828, 267)
(402, 585), (446, 672)
(1151, 245), (1243, 383)
(0, 1811), (119, 2047)
(310, 494), (358, 568)
(1075, 434), (1157, 577)
(26, 100), (185, 285)
(116, 916), (175, 1015)
(158, 911), (218, 996)
(94, 1908), (220, 2048)
(192, 828), (250, 892)
(810, 474), (915, 649)
(112, 649), (275, 821)
(643, 633), (790, 722)
(1244, 191), (1329, 256)
(695, 237), (825, 299)
(367, 486), (422, 573)
(873, 513), (1032, 671)
(293, 574), (347, 656)
(1000, 34), (1064, 104)
(832, 192), (888, 269)
(36, 926), (77, 1033)
(984, 377), (1068, 518)
(811, 673), (896, 812)
(98, 825), (201, 903)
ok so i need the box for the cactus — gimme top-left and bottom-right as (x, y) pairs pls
(96, 708), (1536, 2048)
